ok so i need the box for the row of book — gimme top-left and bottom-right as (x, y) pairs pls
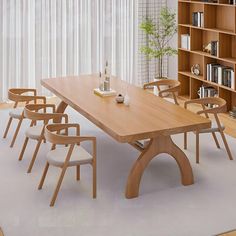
(192, 12), (204, 28)
(198, 86), (217, 99)
(202, 0), (236, 5)
(206, 63), (235, 89)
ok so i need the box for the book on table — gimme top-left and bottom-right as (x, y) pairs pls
(94, 88), (117, 97)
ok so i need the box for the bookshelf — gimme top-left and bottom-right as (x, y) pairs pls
(178, 0), (236, 113)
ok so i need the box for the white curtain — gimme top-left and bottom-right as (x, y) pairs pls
(0, 0), (138, 101)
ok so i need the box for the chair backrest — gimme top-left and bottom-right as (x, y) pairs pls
(45, 123), (80, 145)
(24, 104), (68, 123)
(184, 97), (227, 127)
(8, 88), (46, 108)
(143, 79), (181, 105)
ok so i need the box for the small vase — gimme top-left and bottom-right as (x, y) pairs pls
(124, 94), (130, 106)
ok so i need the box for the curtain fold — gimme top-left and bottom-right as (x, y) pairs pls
(0, 0), (139, 102)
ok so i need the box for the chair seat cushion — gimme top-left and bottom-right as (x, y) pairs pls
(47, 146), (93, 167)
(9, 107), (24, 119)
(25, 125), (44, 140)
(134, 139), (150, 149)
(164, 97), (175, 104)
(199, 121), (225, 134)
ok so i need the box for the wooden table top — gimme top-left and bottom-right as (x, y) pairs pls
(41, 75), (211, 143)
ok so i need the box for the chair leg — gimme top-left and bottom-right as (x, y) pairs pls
(196, 132), (200, 164)
(3, 117), (13, 138)
(220, 130), (233, 160)
(10, 118), (23, 148)
(76, 165), (80, 181)
(18, 137), (29, 161)
(50, 167), (68, 207)
(184, 132), (187, 150)
(211, 132), (220, 149)
(27, 139), (43, 173)
(38, 162), (50, 190)
(92, 162), (97, 199)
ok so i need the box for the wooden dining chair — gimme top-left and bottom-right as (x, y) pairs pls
(3, 88), (46, 148)
(143, 79), (181, 105)
(184, 97), (233, 163)
(38, 123), (97, 207)
(18, 104), (68, 173)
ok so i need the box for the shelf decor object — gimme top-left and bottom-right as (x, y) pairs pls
(178, 0), (236, 114)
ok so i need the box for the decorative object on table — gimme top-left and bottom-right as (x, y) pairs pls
(94, 61), (116, 97)
(124, 94), (130, 106)
(191, 64), (201, 76)
(140, 7), (177, 81)
(115, 94), (125, 104)
(229, 107), (236, 119)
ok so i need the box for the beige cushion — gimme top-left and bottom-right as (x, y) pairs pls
(47, 146), (93, 167)
(164, 97), (175, 104)
(199, 121), (225, 134)
(9, 107), (24, 119)
(134, 139), (150, 149)
(25, 125), (44, 140)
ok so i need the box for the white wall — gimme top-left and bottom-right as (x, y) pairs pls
(167, 0), (178, 80)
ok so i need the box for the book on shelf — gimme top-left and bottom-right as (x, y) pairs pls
(198, 86), (218, 108)
(206, 63), (235, 89)
(181, 34), (190, 50)
(192, 12), (204, 28)
(228, 0), (236, 5)
(211, 41), (219, 57)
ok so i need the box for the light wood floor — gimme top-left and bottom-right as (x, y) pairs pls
(1, 96), (236, 138)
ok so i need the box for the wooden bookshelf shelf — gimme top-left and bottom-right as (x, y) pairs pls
(178, 0), (236, 117)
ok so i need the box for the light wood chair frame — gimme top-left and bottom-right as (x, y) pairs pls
(143, 79), (181, 105)
(18, 104), (68, 173)
(184, 97), (233, 163)
(38, 123), (97, 207)
(3, 88), (46, 148)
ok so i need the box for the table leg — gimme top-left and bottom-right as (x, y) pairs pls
(126, 135), (194, 199)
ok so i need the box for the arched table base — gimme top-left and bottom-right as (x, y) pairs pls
(56, 101), (194, 199)
(126, 136), (194, 199)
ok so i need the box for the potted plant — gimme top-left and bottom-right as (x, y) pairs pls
(140, 7), (178, 82)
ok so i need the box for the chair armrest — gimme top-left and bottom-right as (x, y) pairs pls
(25, 104), (56, 112)
(11, 88), (37, 96)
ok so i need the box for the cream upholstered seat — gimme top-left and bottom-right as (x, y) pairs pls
(9, 107), (24, 119)
(38, 123), (97, 207)
(47, 146), (93, 167)
(25, 125), (44, 140)
(3, 88), (46, 148)
(163, 97), (176, 104)
(198, 121), (225, 134)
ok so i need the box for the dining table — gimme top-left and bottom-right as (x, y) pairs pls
(41, 75), (211, 199)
